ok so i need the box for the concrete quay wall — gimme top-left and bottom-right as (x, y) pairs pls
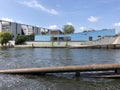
(24, 41), (86, 47)
(15, 36), (120, 48)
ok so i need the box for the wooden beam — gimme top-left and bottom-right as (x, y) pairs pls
(0, 64), (120, 75)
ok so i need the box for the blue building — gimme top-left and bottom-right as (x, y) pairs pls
(35, 29), (115, 42)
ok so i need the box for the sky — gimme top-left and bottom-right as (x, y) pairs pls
(0, 0), (120, 33)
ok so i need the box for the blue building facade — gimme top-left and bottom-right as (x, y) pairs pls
(35, 29), (115, 42)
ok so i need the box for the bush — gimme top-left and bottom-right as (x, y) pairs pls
(15, 34), (35, 45)
(0, 31), (12, 46)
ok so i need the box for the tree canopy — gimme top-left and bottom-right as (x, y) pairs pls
(15, 34), (26, 45)
(15, 34), (35, 45)
(0, 31), (13, 46)
(62, 25), (75, 34)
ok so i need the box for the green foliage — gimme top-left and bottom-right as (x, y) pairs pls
(15, 34), (35, 45)
(15, 35), (26, 45)
(50, 36), (54, 41)
(83, 29), (95, 32)
(115, 32), (120, 36)
(64, 36), (69, 46)
(0, 31), (12, 46)
(50, 36), (54, 46)
(41, 31), (47, 35)
(83, 30), (88, 32)
(62, 25), (75, 34)
(25, 34), (35, 41)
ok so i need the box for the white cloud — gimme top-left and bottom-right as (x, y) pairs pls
(80, 26), (86, 30)
(114, 22), (120, 27)
(48, 25), (57, 30)
(79, 26), (86, 32)
(88, 16), (98, 22)
(20, 0), (59, 15)
(66, 22), (73, 25)
(1, 18), (13, 22)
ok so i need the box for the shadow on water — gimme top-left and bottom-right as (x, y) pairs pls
(0, 73), (119, 90)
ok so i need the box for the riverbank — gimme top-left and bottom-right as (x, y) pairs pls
(14, 44), (120, 49)
(14, 44), (90, 48)
(2, 35), (120, 49)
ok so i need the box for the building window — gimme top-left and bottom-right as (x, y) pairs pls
(98, 35), (101, 38)
(89, 36), (93, 41)
(1, 21), (11, 32)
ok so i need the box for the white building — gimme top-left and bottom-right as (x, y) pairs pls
(0, 20), (47, 39)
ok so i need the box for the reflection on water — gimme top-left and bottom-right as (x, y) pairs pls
(0, 48), (120, 90)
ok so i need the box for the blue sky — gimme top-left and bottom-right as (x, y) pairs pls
(0, 0), (120, 33)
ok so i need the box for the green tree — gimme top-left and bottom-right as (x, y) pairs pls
(50, 36), (54, 46)
(26, 33), (35, 41)
(115, 31), (120, 36)
(65, 36), (69, 46)
(15, 33), (35, 45)
(62, 25), (75, 34)
(0, 31), (12, 46)
(41, 31), (47, 35)
(15, 34), (26, 45)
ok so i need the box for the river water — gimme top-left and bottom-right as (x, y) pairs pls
(0, 48), (120, 90)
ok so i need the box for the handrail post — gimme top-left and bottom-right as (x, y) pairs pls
(115, 69), (120, 74)
(75, 71), (80, 77)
